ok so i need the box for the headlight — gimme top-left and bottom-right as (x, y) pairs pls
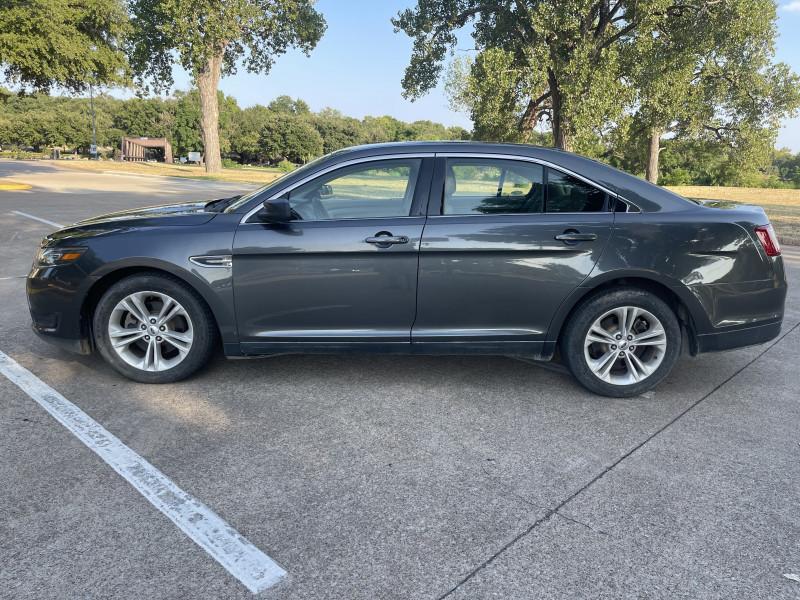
(35, 246), (86, 266)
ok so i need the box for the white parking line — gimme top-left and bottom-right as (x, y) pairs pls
(10, 210), (63, 229)
(0, 350), (287, 594)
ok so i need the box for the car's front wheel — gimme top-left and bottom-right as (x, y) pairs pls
(562, 287), (681, 398)
(93, 273), (217, 383)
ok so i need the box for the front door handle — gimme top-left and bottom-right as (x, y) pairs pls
(555, 231), (597, 243)
(365, 232), (409, 247)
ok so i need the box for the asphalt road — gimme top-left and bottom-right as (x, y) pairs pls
(1, 159), (798, 599)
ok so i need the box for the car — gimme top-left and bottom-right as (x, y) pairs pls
(26, 142), (787, 397)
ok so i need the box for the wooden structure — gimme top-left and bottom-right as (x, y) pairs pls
(121, 137), (173, 163)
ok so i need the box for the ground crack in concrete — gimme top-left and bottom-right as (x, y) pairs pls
(438, 321), (800, 600)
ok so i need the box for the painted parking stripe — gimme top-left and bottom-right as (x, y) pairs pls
(0, 350), (287, 594)
(10, 210), (63, 229)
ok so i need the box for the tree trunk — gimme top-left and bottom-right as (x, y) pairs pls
(645, 127), (662, 184)
(196, 52), (223, 174)
(548, 69), (572, 152)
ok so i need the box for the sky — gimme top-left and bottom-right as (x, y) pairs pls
(162, 0), (800, 150)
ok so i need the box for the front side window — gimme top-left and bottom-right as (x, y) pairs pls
(546, 170), (607, 212)
(288, 159), (421, 220)
(443, 159), (545, 215)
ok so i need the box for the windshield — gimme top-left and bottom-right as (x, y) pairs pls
(223, 154), (334, 213)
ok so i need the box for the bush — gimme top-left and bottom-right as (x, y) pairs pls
(221, 157), (239, 169)
(277, 159), (296, 172)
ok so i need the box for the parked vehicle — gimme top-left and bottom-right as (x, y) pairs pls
(27, 142), (786, 397)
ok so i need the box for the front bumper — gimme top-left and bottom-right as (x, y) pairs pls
(27, 265), (96, 355)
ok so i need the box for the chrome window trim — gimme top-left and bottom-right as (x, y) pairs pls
(434, 152), (642, 213)
(239, 153), (435, 225)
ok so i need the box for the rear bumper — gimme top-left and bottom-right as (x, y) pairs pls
(695, 319), (782, 353)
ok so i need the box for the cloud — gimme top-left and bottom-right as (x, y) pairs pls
(782, 0), (800, 11)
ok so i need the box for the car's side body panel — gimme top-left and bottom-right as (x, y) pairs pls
(413, 212), (614, 353)
(544, 206), (786, 353)
(232, 217), (426, 353)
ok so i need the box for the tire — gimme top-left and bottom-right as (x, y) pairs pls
(561, 287), (681, 398)
(92, 272), (217, 383)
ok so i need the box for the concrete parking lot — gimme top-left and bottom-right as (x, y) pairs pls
(1, 159), (798, 599)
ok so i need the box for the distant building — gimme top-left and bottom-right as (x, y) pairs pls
(120, 137), (173, 163)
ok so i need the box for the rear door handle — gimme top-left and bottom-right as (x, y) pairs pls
(555, 232), (597, 243)
(365, 233), (409, 247)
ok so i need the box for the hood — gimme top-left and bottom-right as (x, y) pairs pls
(74, 201), (216, 227)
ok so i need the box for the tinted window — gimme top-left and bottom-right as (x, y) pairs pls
(443, 159), (544, 215)
(546, 170), (607, 212)
(289, 159), (421, 220)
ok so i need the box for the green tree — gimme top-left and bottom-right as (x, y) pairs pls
(312, 108), (363, 153)
(230, 105), (275, 163)
(0, 0), (129, 92)
(394, 0), (657, 152)
(268, 95), (311, 115)
(625, 0), (800, 183)
(258, 113), (322, 164)
(127, 0), (325, 173)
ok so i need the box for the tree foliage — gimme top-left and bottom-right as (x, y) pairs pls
(127, 0), (326, 172)
(395, 0), (799, 173)
(0, 0), (129, 92)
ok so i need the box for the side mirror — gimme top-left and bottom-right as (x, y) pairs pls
(259, 196), (292, 223)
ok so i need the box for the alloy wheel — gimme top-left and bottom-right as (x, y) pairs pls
(583, 305), (667, 386)
(107, 290), (194, 372)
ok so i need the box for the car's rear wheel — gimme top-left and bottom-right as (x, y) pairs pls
(562, 287), (681, 397)
(93, 273), (217, 383)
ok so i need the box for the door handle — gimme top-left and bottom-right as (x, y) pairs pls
(365, 233), (409, 247)
(555, 231), (597, 243)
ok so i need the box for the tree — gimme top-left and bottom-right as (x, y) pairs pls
(312, 109), (363, 153)
(624, 0), (800, 183)
(127, 0), (325, 173)
(0, 0), (129, 92)
(258, 114), (322, 164)
(269, 95), (311, 115)
(394, 0), (657, 152)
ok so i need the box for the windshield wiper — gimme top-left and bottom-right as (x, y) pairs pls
(204, 195), (241, 213)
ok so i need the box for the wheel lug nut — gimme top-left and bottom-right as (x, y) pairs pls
(156, 336), (162, 342)
(150, 318), (156, 324)
(611, 345), (616, 350)
(627, 335), (633, 340)
(615, 334), (622, 340)
(141, 324), (146, 330)
(619, 351), (625, 357)
(144, 335), (150, 340)
(159, 326), (165, 331)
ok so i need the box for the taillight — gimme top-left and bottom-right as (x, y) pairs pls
(754, 224), (781, 257)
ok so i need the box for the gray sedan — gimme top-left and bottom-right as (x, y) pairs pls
(27, 142), (787, 397)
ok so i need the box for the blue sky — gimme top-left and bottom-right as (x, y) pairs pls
(164, 0), (800, 151)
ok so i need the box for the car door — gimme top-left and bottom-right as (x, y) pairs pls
(233, 155), (433, 353)
(413, 155), (615, 354)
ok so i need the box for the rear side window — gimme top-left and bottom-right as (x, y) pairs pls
(443, 159), (544, 215)
(546, 170), (607, 212)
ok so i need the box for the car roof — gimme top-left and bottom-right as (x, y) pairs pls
(244, 141), (695, 214)
(323, 142), (694, 213)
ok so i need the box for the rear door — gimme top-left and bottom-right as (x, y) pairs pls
(413, 155), (614, 352)
(233, 155), (433, 352)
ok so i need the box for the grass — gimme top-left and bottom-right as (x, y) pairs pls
(55, 159), (286, 185)
(667, 185), (800, 246)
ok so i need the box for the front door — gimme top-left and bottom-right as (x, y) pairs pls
(233, 156), (432, 353)
(413, 155), (614, 354)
